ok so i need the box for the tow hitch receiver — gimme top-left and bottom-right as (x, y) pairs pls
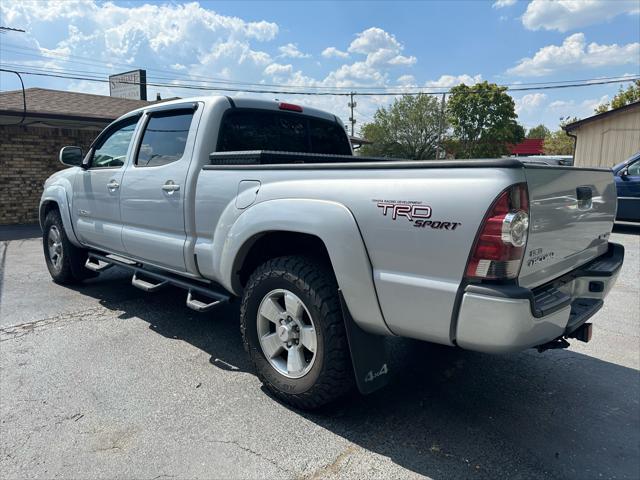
(537, 337), (570, 353)
(536, 322), (593, 353)
(568, 322), (593, 343)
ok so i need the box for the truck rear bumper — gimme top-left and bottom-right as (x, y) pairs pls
(455, 242), (624, 354)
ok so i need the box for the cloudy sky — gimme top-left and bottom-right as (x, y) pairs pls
(1, 0), (639, 131)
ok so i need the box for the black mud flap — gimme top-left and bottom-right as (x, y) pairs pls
(339, 291), (390, 395)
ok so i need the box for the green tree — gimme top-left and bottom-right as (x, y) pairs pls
(447, 81), (525, 158)
(526, 124), (550, 139)
(594, 80), (640, 113)
(543, 117), (578, 155)
(359, 94), (443, 159)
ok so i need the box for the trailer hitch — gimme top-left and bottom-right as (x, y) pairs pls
(536, 337), (570, 353)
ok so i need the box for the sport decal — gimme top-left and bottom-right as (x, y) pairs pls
(373, 199), (462, 230)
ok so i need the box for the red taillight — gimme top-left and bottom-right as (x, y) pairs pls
(279, 102), (303, 112)
(465, 183), (529, 280)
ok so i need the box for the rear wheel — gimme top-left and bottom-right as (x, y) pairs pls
(43, 209), (91, 284)
(241, 255), (354, 409)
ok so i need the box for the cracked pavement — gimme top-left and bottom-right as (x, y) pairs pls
(0, 225), (638, 479)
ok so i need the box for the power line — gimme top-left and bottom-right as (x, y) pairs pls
(0, 27), (26, 34)
(1, 44), (365, 91)
(2, 66), (637, 97)
(2, 42), (639, 93)
(0, 68), (26, 125)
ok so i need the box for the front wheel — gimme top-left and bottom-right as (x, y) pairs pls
(240, 256), (354, 409)
(42, 209), (90, 284)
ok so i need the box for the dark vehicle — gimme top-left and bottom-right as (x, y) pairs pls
(613, 152), (640, 222)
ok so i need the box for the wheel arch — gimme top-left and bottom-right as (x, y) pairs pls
(219, 198), (391, 336)
(235, 231), (332, 288)
(39, 186), (82, 247)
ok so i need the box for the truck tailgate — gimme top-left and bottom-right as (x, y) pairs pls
(519, 165), (617, 288)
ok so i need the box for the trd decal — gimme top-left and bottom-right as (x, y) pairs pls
(373, 200), (462, 231)
(376, 202), (432, 221)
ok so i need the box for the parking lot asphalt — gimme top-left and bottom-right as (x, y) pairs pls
(1, 225), (638, 480)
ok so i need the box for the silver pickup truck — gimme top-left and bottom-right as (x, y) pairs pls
(41, 96), (624, 409)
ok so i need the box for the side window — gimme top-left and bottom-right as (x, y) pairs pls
(627, 160), (640, 176)
(136, 110), (194, 167)
(91, 117), (138, 168)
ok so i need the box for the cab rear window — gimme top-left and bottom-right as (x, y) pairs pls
(217, 109), (351, 156)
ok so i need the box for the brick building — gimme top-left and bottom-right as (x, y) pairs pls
(0, 88), (153, 225)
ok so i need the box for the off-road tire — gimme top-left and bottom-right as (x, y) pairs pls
(241, 255), (354, 409)
(43, 209), (91, 284)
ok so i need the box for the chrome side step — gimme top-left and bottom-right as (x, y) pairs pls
(87, 252), (230, 312)
(131, 272), (168, 292)
(186, 290), (224, 312)
(85, 257), (114, 272)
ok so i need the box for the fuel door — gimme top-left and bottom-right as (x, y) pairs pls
(235, 180), (261, 209)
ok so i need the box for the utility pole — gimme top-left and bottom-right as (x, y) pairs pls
(348, 92), (357, 137)
(435, 93), (446, 160)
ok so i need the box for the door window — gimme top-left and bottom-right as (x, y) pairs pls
(627, 160), (640, 176)
(91, 116), (139, 168)
(136, 110), (194, 167)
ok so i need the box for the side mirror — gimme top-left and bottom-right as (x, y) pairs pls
(619, 168), (630, 180)
(59, 146), (84, 167)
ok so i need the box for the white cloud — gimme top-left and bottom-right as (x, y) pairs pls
(321, 47), (349, 59)
(347, 27), (416, 68)
(264, 63), (293, 77)
(0, 1), (279, 64)
(245, 20), (279, 41)
(548, 95), (610, 119)
(493, 0), (517, 9)
(508, 33), (640, 76)
(278, 43), (310, 59)
(515, 93), (547, 114)
(522, 0), (640, 32)
(170, 63), (186, 71)
(425, 74), (482, 87)
(397, 74), (416, 85)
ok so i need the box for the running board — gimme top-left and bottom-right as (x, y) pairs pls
(131, 272), (168, 292)
(85, 257), (114, 272)
(186, 290), (224, 312)
(87, 252), (230, 311)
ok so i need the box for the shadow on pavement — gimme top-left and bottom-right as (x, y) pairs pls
(613, 222), (640, 235)
(0, 224), (42, 241)
(71, 268), (639, 479)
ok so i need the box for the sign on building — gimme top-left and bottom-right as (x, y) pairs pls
(109, 69), (147, 100)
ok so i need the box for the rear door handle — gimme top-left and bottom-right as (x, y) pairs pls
(107, 180), (120, 191)
(162, 181), (180, 193)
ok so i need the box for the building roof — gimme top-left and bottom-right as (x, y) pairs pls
(0, 87), (154, 124)
(509, 138), (544, 155)
(563, 100), (640, 132)
(349, 135), (373, 146)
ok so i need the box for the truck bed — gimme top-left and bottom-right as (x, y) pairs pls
(207, 150), (526, 169)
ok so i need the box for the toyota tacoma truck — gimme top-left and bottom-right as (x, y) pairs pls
(40, 96), (624, 409)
